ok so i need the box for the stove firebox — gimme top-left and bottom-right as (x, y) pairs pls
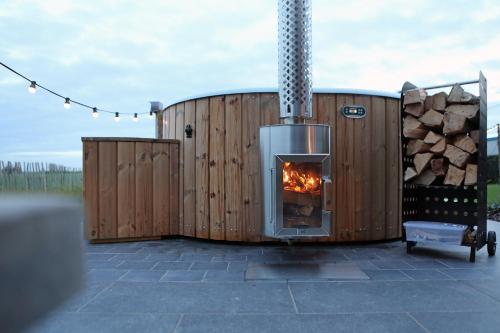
(260, 124), (332, 238)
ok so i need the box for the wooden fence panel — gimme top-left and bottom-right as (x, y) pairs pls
(83, 141), (99, 239)
(195, 99), (210, 239)
(183, 100), (196, 237)
(153, 143), (170, 235)
(117, 142), (135, 238)
(98, 142), (117, 239)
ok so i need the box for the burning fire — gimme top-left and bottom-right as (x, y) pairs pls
(283, 162), (321, 194)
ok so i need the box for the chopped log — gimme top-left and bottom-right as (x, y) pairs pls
(424, 131), (444, 145)
(405, 103), (425, 117)
(414, 152), (433, 174)
(404, 88), (427, 105)
(424, 95), (434, 111)
(448, 84), (478, 104)
(470, 130), (480, 144)
(430, 158), (448, 177)
(299, 204), (314, 217)
(406, 139), (431, 156)
(413, 169), (436, 186)
(430, 138), (447, 155)
(283, 190), (321, 207)
(443, 112), (467, 135)
(444, 165), (465, 186)
(403, 115), (429, 139)
(443, 144), (470, 168)
(445, 104), (479, 120)
(404, 167), (418, 182)
(447, 84), (465, 103)
(464, 164), (478, 185)
(419, 109), (444, 128)
(432, 92), (447, 111)
(453, 134), (477, 154)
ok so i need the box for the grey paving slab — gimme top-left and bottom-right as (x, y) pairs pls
(161, 271), (205, 282)
(190, 262), (228, 271)
(81, 281), (295, 314)
(370, 260), (415, 270)
(85, 253), (116, 261)
(228, 262), (248, 272)
(246, 263), (368, 281)
(56, 281), (112, 312)
(27, 312), (179, 333)
(86, 269), (128, 282)
(85, 259), (124, 269)
(152, 261), (192, 270)
(177, 313), (425, 333)
(461, 279), (500, 302)
(402, 259), (449, 269)
(112, 253), (149, 261)
(289, 280), (500, 313)
(204, 271), (245, 282)
(144, 254), (181, 261)
(116, 261), (156, 270)
(362, 269), (412, 281)
(401, 269), (451, 280)
(439, 268), (494, 280)
(411, 311), (500, 333)
(119, 270), (166, 282)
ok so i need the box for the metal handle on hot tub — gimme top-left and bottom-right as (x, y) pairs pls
(270, 168), (275, 224)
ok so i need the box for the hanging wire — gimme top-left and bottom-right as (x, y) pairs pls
(0, 61), (154, 116)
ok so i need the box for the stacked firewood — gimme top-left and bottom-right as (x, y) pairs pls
(403, 84), (479, 186)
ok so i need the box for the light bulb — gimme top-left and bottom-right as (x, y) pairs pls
(149, 111), (154, 120)
(92, 108), (99, 118)
(133, 113), (139, 122)
(64, 98), (71, 109)
(115, 112), (120, 122)
(28, 81), (37, 94)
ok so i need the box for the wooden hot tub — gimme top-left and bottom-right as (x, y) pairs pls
(155, 88), (402, 243)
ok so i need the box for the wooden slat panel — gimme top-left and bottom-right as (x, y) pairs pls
(225, 95), (243, 241)
(83, 141), (99, 240)
(371, 97), (387, 240)
(170, 144), (180, 235)
(209, 96), (226, 240)
(98, 142), (117, 239)
(353, 95), (372, 241)
(317, 94), (335, 242)
(153, 143), (170, 236)
(117, 142), (135, 238)
(183, 100), (196, 237)
(242, 94), (262, 241)
(195, 99), (210, 239)
(135, 142), (153, 237)
(335, 95), (355, 241)
(156, 111), (163, 139)
(260, 93), (279, 125)
(168, 106), (176, 140)
(386, 98), (401, 239)
(175, 103), (185, 235)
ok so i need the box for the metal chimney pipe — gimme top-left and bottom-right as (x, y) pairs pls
(278, 0), (312, 123)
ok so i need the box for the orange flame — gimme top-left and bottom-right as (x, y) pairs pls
(283, 162), (321, 194)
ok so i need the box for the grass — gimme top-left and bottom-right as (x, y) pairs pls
(488, 183), (500, 205)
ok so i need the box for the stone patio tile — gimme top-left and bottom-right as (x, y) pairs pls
(370, 260), (415, 270)
(56, 280), (112, 312)
(401, 259), (449, 269)
(116, 261), (156, 270)
(152, 261), (192, 271)
(85, 253), (116, 261)
(86, 260), (124, 269)
(119, 270), (166, 282)
(27, 312), (179, 333)
(461, 279), (500, 301)
(401, 269), (451, 280)
(212, 255), (247, 262)
(439, 268), (493, 280)
(160, 271), (205, 282)
(81, 281), (295, 314)
(204, 271), (245, 282)
(227, 262), (248, 272)
(144, 254), (181, 261)
(362, 270), (412, 281)
(289, 281), (500, 313)
(190, 262), (228, 271)
(410, 311), (500, 333)
(104, 247), (141, 254)
(179, 254), (214, 262)
(246, 263), (368, 281)
(112, 253), (149, 261)
(87, 269), (128, 282)
(178, 313), (425, 333)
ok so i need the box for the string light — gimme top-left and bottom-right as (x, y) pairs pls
(28, 81), (36, 94)
(64, 97), (71, 109)
(0, 61), (158, 122)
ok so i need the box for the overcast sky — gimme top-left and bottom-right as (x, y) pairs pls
(1, 0), (499, 167)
